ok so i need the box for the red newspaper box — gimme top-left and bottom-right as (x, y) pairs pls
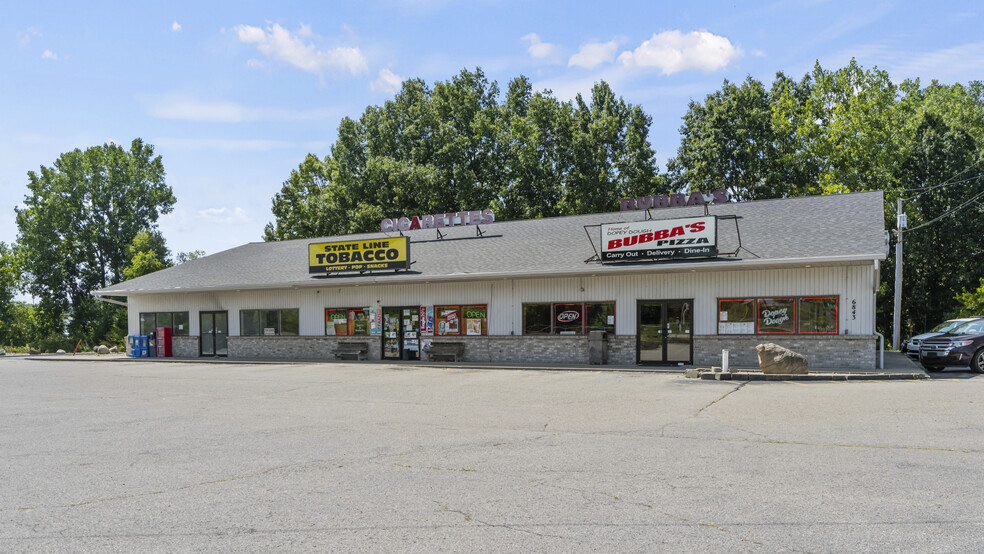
(155, 327), (172, 357)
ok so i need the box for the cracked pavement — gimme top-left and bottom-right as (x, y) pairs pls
(1, 359), (983, 552)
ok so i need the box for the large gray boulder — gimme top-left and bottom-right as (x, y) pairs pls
(109, 346), (119, 353)
(0, 349), (6, 356)
(96, 345), (111, 355)
(756, 343), (809, 374)
(56, 349), (66, 354)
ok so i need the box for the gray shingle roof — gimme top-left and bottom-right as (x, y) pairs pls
(96, 191), (887, 296)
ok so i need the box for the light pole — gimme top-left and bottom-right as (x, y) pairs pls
(893, 196), (906, 351)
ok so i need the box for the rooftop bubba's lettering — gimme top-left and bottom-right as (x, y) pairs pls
(620, 189), (729, 211)
(308, 237), (410, 274)
(381, 209), (495, 232)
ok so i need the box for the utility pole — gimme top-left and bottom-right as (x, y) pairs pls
(893, 196), (906, 351)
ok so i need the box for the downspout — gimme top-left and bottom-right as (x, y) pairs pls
(874, 331), (884, 370)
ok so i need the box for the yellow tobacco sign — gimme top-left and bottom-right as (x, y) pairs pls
(308, 237), (410, 273)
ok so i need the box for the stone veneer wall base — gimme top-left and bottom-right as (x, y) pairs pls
(194, 334), (875, 369)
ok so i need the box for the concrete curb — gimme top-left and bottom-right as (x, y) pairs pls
(691, 370), (926, 381)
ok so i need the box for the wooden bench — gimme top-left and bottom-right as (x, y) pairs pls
(336, 341), (368, 361)
(425, 342), (465, 362)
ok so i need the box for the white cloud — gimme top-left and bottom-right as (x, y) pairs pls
(198, 207), (252, 224)
(146, 94), (342, 123)
(618, 30), (741, 75)
(371, 68), (403, 94)
(18, 27), (42, 47)
(568, 40), (618, 69)
(41, 49), (57, 60)
(522, 33), (557, 59)
(235, 23), (368, 76)
(171, 21), (182, 32)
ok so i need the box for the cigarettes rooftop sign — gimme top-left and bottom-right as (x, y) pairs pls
(621, 189), (729, 211)
(381, 210), (495, 232)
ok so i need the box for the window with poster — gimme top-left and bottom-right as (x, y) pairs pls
(434, 305), (488, 336)
(462, 305), (488, 335)
(325, 308), (370, 336)
(717, 297), (838, 335)
(435, 306), (460, 335)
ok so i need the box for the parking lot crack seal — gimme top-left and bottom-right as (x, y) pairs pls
(660, 382), (747, 436)
(434, 500), (566, 539)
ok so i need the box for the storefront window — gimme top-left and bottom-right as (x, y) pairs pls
(799, 297), (838, 334)
(326, 309), (349, 335)
(718, 299), (755, 334)
(139, 312), (190, 336)
(349, 309), (370, 335)
(435, 306), (460, 335)
(756, 298), (796, 334)
(523, 304), (551, 334)
(554, 303), (584, 335)
(462, 305), (488, 335)
(241, 309), (299, 336)
(585, 302), (615, 334)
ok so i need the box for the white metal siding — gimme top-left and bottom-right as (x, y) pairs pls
(126, 263), (878, 338)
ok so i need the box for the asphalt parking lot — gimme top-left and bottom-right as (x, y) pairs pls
(2, 358), (983, 552)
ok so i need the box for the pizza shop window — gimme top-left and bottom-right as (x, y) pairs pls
(241, 309), (300, 336)
(139, 312), (190, 336)
(717, 297), (838, 335)
(522, 302), (616, 335)
(799, 297), (838, 334)
(523, 304), (552, 335)
(326, 308), (370, 336)
(585, 302), (616, 334)
(554, 303), (583, 335)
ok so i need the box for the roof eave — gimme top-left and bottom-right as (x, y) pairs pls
(93, 253), (885, 297)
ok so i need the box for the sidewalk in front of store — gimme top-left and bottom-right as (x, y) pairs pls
(17, 350), (928, 379)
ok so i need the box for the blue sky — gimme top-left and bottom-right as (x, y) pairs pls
(2, 0), (982, 267)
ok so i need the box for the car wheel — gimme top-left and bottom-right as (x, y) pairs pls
(972, 348), (984, 374)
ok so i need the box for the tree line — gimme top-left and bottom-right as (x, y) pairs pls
(2, 61), (982, 350)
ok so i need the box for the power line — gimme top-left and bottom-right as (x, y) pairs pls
(904, 188), (984, 233)
(900, 172), (984, 200)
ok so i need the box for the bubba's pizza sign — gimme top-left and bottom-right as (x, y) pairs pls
(601, 216), (717, 263)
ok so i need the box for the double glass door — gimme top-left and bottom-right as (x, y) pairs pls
(637, 300), (693, 365)
(200, 311), (228, 357)
(382, 307), (420, 360)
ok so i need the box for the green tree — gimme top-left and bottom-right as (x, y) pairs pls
(15, 139), (174, 342)
(952, 278), (984, 318)
(891, 114), (984, 334)
(669, 75), (808, 200)
(176, 250), (205, 264)
(123, 230), (172, 281)
(0, 242), (22, 345)
(264, 68), (663, 240)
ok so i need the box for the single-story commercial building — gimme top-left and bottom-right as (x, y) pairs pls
(94, 190), (888, 368)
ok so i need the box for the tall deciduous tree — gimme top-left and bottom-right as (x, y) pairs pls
(264, 68), (664, 240)
(15, 139), (174, 341)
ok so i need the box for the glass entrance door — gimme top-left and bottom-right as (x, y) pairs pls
(200, 311), (228, 357)
(382, 306), (420, 360)
(637, 300), (692, 365)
